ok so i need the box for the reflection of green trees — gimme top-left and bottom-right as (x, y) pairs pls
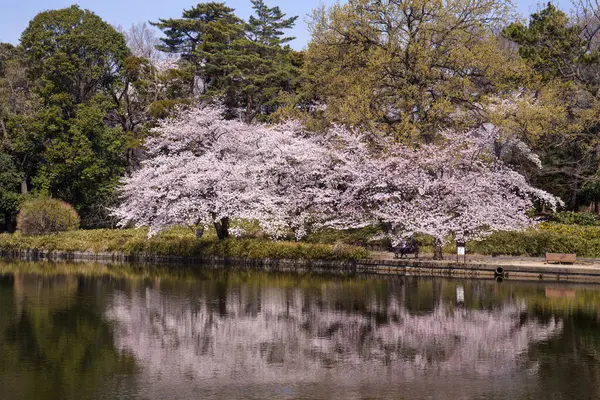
(526, 312), (600, 399)
(0, 274), (136, 400)
(3, 261), (600, 319)
(3, 261), (600, 320)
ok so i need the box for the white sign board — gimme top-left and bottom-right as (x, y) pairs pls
(457, 246), (465, 256)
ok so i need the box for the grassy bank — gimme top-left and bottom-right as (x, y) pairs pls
(1, 222), (599, 261)
(0, 227), (369, 261)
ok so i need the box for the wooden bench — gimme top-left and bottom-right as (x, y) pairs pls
(545, 253), (576, 265)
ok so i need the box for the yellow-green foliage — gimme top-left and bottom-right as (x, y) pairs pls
(17, 198), (80, 236)
(550, 211), (600, 226)
(0, 227), (369, 261)
(469, 223), (600, 257)
(4, 222), (599, 260)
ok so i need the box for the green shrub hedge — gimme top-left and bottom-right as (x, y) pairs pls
(310, 223), (600, 258)
(4, 221), (600, 260)
(549, 211), (600, 226)
(468, 223), (600, 257)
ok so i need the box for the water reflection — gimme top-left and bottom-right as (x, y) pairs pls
(0, 274), (136, 400)
(106, 283), (561, 381)
(1, 264), (600, 399)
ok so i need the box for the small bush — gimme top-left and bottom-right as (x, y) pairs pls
(17, 198), (80, 236)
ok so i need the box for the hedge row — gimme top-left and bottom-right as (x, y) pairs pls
(2, 222), (599, 261)
(308, 223), (600, 258)
(468, 223), (600, 257)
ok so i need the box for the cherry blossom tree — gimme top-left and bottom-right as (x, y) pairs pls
(112, 105), (336, 239)
(327, 125), (562, 258)
(113, 104), (560, 256)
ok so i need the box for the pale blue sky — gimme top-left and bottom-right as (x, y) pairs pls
(0, 0), (574, 50)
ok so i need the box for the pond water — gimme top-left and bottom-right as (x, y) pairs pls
(0, 261), (599, 400)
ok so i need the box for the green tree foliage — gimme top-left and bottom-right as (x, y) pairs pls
(0, 44), (32, 119)
(0, 152), (23, 223)
(152, 2), (243, 94)
(300, 0), (522, 140)
(501, 2), (600, 209)
(0, 43), (36, 178)
(9, 6), (131, 227)
(152, 2), (240, 58)
(152, 1), (300, 121)
(503, 4), (590, 83)
(206, 0), (300, 121)
(32, 98), (127, 224)
(247, 0), (297, 46)
(0, 44), (34, 229)
(20, 5), (130, 109)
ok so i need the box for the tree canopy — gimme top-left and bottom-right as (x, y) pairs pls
(1, 0), (600, 238)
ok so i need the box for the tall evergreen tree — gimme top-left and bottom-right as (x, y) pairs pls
(503, 3), (595, 86)
(151, 2), (241, 60)
(152, 1), (300, 121)
(151, 2), (243, 97)
(205, 0), (300, 121)
(246, 0), (297, 46)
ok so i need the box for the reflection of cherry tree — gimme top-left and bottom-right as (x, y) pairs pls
(106, 284), (562, 388)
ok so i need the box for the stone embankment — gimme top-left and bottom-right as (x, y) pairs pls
(3, 249), (600, 282)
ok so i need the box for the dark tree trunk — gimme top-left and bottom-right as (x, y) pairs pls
(2, 213), (8, 233)
(5, 213), (15, 233)
(214, 217), (230, 240)
(569, 177), (579, 211)
(246, 93), (254, 123)
(433, 238), (443, 260)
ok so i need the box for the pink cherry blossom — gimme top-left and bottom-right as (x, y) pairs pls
(113, 104), (561, 244)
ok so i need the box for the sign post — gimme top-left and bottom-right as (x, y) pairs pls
(456, 241), (466, 264)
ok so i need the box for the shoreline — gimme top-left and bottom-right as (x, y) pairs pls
(4, 248), (600, 283)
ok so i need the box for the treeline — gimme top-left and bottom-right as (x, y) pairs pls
(0, 0), (599, 230)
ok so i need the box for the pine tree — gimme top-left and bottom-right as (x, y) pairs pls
(151, 2), (242, 61)
(151, 2), (300, 122)
(205, 0), (300, 121)
(246, 0), (297, 46)
(151, 2), (244, 96)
